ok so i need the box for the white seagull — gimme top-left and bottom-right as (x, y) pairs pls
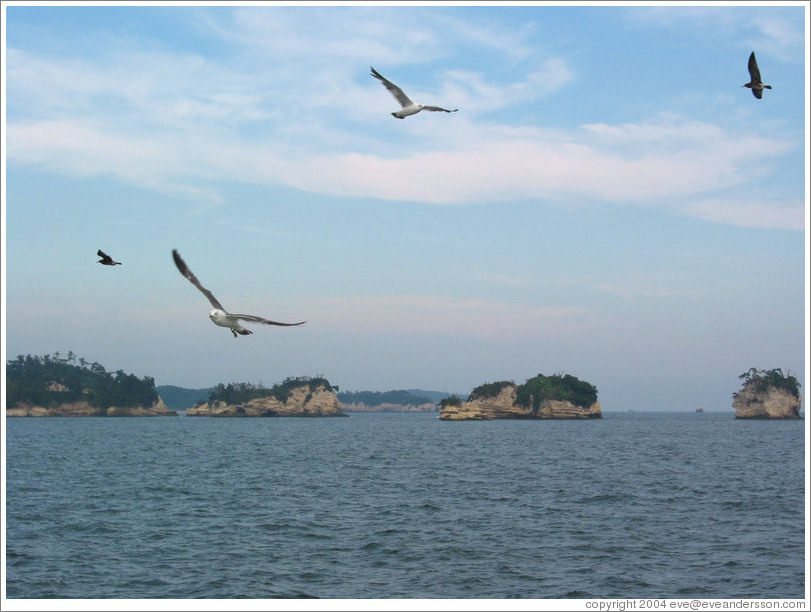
(370, 66), (458, 119)
(172, 249), (306, 338)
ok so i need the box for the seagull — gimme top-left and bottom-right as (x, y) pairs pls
(370, 66), (458, 119)
(172, 249), (306, 338)
(743, 51), (771, 99)
(97, 249), (122, 266)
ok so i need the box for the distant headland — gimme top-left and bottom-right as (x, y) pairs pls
(338, 389), (441, 413)
(439, 373), (601, 420)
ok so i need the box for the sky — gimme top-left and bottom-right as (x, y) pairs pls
(2, 2), (808, 412)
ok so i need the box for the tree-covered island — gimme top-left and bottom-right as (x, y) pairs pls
(186, 375), (346, 417)
(439, 372), (601, 420)
(5, 352), (176, 416)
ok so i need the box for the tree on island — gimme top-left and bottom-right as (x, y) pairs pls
(438, 395), (463, 409)
(516, 373), (598, 412)
(468, 380), (515, 402)
(734, 367), (801, 400)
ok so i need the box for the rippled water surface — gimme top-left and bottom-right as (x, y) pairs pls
(5, 412), (806, 599)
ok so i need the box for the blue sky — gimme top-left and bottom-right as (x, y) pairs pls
(2, 2), (808, 412)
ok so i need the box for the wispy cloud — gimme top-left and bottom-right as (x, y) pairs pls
(4, 7), (803, 230)
(310, 294), (607, 341)
(684, 197), (805, 230)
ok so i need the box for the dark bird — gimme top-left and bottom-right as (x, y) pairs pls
(97, 250), (122, 266)
(172, 249), (305, 338)
(743, 52), (771, 99)
(370, 66), (458, 119)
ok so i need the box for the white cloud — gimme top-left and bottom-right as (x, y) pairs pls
(684, 197), (805, 230)
(7, 108), (799, 229)
(276, 118), (792, 209)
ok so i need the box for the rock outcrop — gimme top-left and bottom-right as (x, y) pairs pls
(5, 398), (177, 417)
(439, 385), (601, 420)
(186, 384), (346, 417)
(733, 385), (802, 419)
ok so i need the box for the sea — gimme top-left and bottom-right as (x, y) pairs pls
(4, 411), (807, 601)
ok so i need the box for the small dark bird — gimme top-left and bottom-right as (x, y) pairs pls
(97, 250), (122, 266)
(743, 51), (771, 99)
(370, 66), (458, 119)
(172, 249), (306, 338)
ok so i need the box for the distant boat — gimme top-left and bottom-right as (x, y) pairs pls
(696, 406), (704, 413)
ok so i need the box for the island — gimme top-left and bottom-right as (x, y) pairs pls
(732, 368), (802, 419)
(439, 373), (601, 420)
(5, 352), (176, 417)
(186, 376), (347, 417)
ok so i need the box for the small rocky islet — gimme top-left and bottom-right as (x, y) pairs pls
(732, 368), (802, 419)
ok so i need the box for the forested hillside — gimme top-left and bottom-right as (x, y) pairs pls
(6, 352), (159, 409)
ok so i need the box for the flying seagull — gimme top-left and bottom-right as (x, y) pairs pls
(97, 250), (122, 266)
(172, 249), (305, 338)
(743, 51), (771, 99)
(370, 66), (458, 119)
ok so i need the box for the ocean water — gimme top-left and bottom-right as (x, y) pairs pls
(4, 411), (806, 599)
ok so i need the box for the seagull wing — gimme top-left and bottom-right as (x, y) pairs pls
(97, 249), (112, 263)
(370, 66), (414, 108)
(231, 313), (307, 327)
(748, 52), (762, 83)
(421, 105), (458, 113)
(172, 249), (226, 311)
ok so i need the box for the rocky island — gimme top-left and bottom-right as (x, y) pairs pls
(439, 373), (601, 420)
(5, 352), (177, 417)
(186, 376), (347, 417)
(733, 368), (802, 419)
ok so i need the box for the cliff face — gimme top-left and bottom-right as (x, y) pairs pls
(538, 399), (602, 419)
(439, 385), (601, 420)
(733, 385), (802, 419)
(186, 385), (347, 417)
(5, 397), (177, 417)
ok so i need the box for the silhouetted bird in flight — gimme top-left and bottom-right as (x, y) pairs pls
(743, 52), (771, 99)
(172, 249), (306, 338)
(97, 250), (122, 266)
(370, 66), (458, 119)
